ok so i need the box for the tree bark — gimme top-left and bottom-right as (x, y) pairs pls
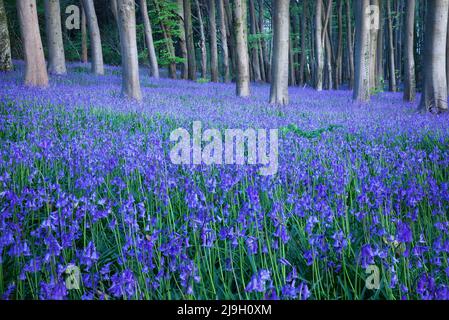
(81, 2), (88, 63)
(419, 0), (449, 113)
(386, 0), (396, 91)
(404, 0), (416, 102)
(353, 0), (370, 102)
(209, 0), (219, 82)
(270, 0), (290, 105)
(17, 0), (49, 87)
(346, 0), (354, 89)
(234, 0), (250, 97)
(315, 0), (324, 90)
(117, 0), (141, 101)
(82, 0), (104, 75)
(184, 0), (197, 80)
(0, 0), (12, 71)
(249, 0), (261, 82)
(369, 0), (379, 92)
(140, 0), (159, 78)
(45, 0), (66, 75)
(218, 0), (230, 82)
(195, 0), (207, 79)
(177, 0), (188, 79)
(299, 0), (307, 86)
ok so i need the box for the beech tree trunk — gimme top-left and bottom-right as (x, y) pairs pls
(353, 0), (370, 102)
(117, 0), (141, 101)
(140, 0), (159, 78)
(209, 0), (219, 82)
(0, 0), (12, 71)
(315, 0), (324, 91)
(81, 3), (88, 63)
(299, 0), (308, 86)
(184, 0), (197, 80)
(195, 0), (207, 79)
(419, 0), (449, 113)
(369, 0), (379, 92)
(218, 0), (230, 82)
(270, 0), (290, 105)
(346, 0), (354, 88)
(404, 0), (416, 102)
(234, 0), (250, 97)
(386, 0), (396, 91)
(249, 0), (261, 82)
(82, 0), (104, 75)
(177, 0), (188, 79)
(45, 0), (66, 75)
(17, 0), (49, 87)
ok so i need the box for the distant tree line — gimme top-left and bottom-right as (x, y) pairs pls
(0, 0), (448, 112)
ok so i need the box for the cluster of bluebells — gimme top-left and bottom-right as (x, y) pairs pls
(0, 62), (449, 300)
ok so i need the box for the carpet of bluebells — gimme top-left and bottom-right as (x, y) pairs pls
(1, 62), (449, 300)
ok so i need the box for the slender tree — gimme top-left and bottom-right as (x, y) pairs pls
(82, 0), (104, 75)
(353, 0), (370, 102)
(386, 0), (396, 91)
(249, 0), (262, 82)
(299, 0), (308, 86)
(17, 0), (48, 87)
(140, 0), (159, 78)
(209, 0), (219, 82)
(45, 0), (66, 75)
(218, 0), (230, 82)
(346, 0), (354, 88)
(369, 0), (380, 92)
(184, 0), (197, 80)
(195, 0), (207, 79)
(234, 0), (250, 97)
(117, 0), (142, 101)
(315, 0), (324, 91)
(154, 0), (177, 79)
(404, 0), (416, 102)
(419, 0), (449, 113)
(81, 2), (88, 63)
(0, 0), (12, 71)
(270, 0), (290, 105)
(177, 0), (188, 79)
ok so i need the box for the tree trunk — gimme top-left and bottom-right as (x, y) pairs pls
(44, 0), (66, 75)
(376, 0), (384, 89)
(353, 0), (370, 102)
(17, 0), (48, 87)
(117, 0), (141, 101)
(259, 0), (270, 82)
(0, 0), (12, 71)
(299, 0), (307, 86)
(404, 0), (416, 102)
(315, 0), (324, 90)
(218, 0), (230, 82)
(346, 0), (354, 88)
(81, 3), (88, 63)
(184, 0), (196, 80)
(234, 0), (250, 97)
(270, 0), (290, 105)
(177, 0), (188, 79)
(386, 0), (396, 91)
(249, 0), (261, 82)
(209, 0), (219, 82)
(369, 0), (379, 92)
(195, 0), (207, 79)
(336, 0), (343, 89)
(140, 0), (159, 78)
(82, 0), (104, 75)
(419, 0), (449, 113)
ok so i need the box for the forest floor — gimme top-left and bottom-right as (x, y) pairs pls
(1, 62), (449, 300)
